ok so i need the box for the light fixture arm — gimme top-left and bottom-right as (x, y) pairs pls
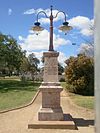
(54, 11), (67, 22)
(37, 11), (49, 22)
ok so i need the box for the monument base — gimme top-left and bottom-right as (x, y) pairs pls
(38, 82), (63, 121)
(38, 107), (64, 121)
(28, 114), (76, 129)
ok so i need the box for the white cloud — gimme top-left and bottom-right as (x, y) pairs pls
(58, 52), (67, 66)
(69, 16), (90, 29)
(8, 8), (12, 15)
(78, 43), (94, 57)
(80, 29), (93, 36)
(69, 16), (94, 36)
(23, 8), (35, 14)
(19, 30), (49, 50)
(18, 36), (23, 41)
(23, 8), (44, 15)
(19, 29), (71, 51)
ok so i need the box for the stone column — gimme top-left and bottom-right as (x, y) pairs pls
(43, 51), (59, 82)
(38, 51), (63, 121)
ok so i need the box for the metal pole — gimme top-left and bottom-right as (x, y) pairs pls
(49, 6), (54, 51)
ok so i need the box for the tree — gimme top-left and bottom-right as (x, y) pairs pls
(20, 53), (40, 81)
(20, 55), (30, 73)
(65, 54), (94, 96)
(58, 63), (64, 75)
(0, 33), (24, 76)
(0, 33), (8, 74)
(28, 53), (40, 81)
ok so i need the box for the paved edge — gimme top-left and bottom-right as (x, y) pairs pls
(0, 90), (40, 114)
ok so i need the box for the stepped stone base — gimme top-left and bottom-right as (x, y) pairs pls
(38, 107), (63, 121)
(38, 82), (63, 121)
(28, 114), (76, 129)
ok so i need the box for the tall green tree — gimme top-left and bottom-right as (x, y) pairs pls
(0, 33), (24, 76)
(65, 54), (94, 96)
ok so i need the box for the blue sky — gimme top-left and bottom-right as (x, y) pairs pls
(0, 0), (94, 66)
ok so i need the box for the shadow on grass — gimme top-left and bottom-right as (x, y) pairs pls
(0, 80), (41, 93)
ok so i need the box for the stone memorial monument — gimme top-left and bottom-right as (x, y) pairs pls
(38, 51), (63, 121)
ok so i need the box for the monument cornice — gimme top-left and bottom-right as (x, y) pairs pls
(43, 51), (59, 57)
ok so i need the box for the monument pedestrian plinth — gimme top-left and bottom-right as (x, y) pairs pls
(28, 51), (76, 129)
(38, 51), (64, 121)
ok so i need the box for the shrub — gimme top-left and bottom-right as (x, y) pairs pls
(59, 77), (65, 82)
(65, 54), (94, 96)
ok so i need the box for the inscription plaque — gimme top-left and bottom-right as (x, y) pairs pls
(44, 67), (57, 75)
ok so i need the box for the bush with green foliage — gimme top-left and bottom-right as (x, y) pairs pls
(65, 54), (94, 96)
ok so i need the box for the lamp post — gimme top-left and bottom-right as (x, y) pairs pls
(28, 6), (76, 124)
(32, 5), (72, 51)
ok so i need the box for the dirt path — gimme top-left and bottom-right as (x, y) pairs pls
(0, 90), (95, 133)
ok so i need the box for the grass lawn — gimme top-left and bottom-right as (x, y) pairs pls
(61, 82), (94, 110)
(0, 79), (41, 111)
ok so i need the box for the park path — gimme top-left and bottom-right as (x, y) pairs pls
(0, 90), (95, 133)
